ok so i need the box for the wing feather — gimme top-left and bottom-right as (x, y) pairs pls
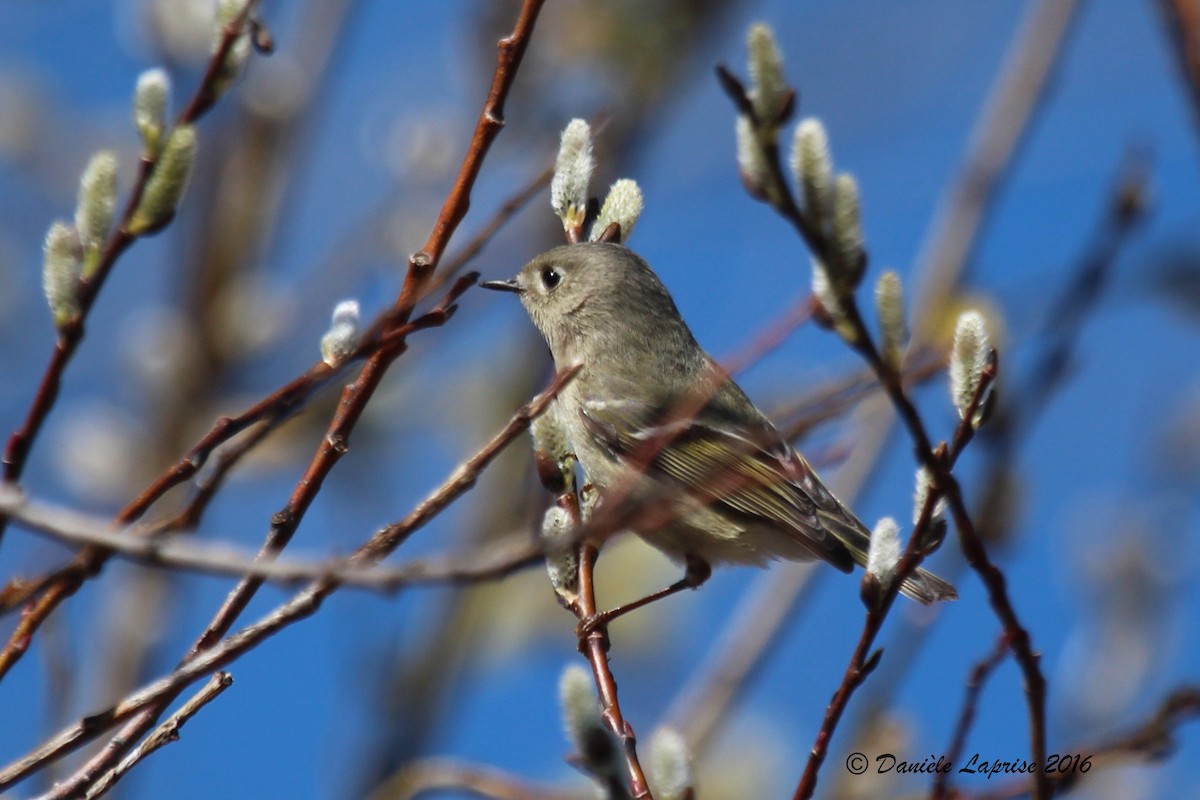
(580, 399), (855, 571)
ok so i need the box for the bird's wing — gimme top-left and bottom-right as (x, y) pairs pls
(579, 397), (856, 572)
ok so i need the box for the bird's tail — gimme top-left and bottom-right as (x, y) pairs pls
(818, 508), (957, 604)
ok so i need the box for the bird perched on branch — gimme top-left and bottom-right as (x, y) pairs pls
(483, 242), (955, 618)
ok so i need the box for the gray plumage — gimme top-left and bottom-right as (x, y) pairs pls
(483, 242), (955, 604)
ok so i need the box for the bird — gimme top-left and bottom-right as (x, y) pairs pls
(482, 242), (956, 617)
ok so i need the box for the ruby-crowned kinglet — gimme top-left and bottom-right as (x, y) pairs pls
(483, 242), (955, 604)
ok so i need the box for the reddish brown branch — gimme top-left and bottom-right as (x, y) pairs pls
(0, 367), (575, 794)
(932, 632), (1011, 800)
(972, 685), (1200, 800)
(0, 281), (469, 678)
(573, 540), (652, 799)
(792, 361), (998, 800)
(10, 5), (548, 794)
(720, 48), (1049, 798)
(0, 0), (265, 544)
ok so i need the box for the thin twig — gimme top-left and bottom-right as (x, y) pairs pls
(0, 278), (471, 683)
(719, 52), (1049, 799)
(0, 158), (548, 616)
(843, 153), (1149, 766)
(0, 1), (264, 545)
(792, 362), (997, 800)
(0, 367), (575, 794)
(0, 487), (547, 591)
(776, 349), (946, 441)
(932, 632), (1011, 800)
(971, 686), (1200, 800)
(83, 673), (234, 799)
(25, 5), (548, 795)
(574, 541), (652, 800)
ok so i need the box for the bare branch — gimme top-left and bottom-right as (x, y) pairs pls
(0, 0), (266, 544)
(0, 487), (544, 591)
(0, 366), (575, 794)
(84, 673), (234, 799)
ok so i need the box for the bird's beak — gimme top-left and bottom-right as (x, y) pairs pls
(480, 277), (524, 294)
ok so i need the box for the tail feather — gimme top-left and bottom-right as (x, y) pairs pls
(818, 509), (957, 604)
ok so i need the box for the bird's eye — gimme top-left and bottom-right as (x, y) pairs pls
(541, 266), (562, 290)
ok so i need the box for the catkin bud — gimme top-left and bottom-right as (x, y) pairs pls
(213, 0), (252, 96)
(531, 401), (574, 493)
(913, 467), (948, 552)
(75, 151), (118, 277)
(550, 119), (594, 235)
(134, 69), (170, 153)
(559, 664), (621, 785)
(43, 221), (81, 328)
(541, 506), (579, 607)
(950, 310), (991, 422)
(559, 664), (600, 752)
(590, 179), (644, 243)
(735, 115), (771, 201)
(746, 23), (789, 129)
(811, 258), (860, 344)
(127, 125), (198, 236)
(648, 727), (694, 800)
(830, 173), (865, 288)
(866, 517), (901, 587)
(319, 299), (360, 366)
(811, 259), (839, 317)
(874, 270), (907, 371)
(791, 118), (832, 225)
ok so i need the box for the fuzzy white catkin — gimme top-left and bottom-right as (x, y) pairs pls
(320, 300), (360, 367)
(913, 467), (933, 526)
(950, 310), (990, 418)
(43, 221), (81, 327)
(791, 117), (832, 223)
(735, 115), (770, 195)
(558, 664), (602, 755)
(590, 179), (644, 242)
(811, 258), (840, 316)
(648, 727), (693, 800)
(75, 151), (118, 257)
(550, 119), (594, 229)
(541, 505), (578, 602)
(134, 69), (170, 151)
(746, 22), (787, 126)
(875, 270), (906, 369)
(128, 125), (198, 235)
(830, 173), (864, 286)
(867, 517), (901, 585)
(213, 0), (252, 94)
